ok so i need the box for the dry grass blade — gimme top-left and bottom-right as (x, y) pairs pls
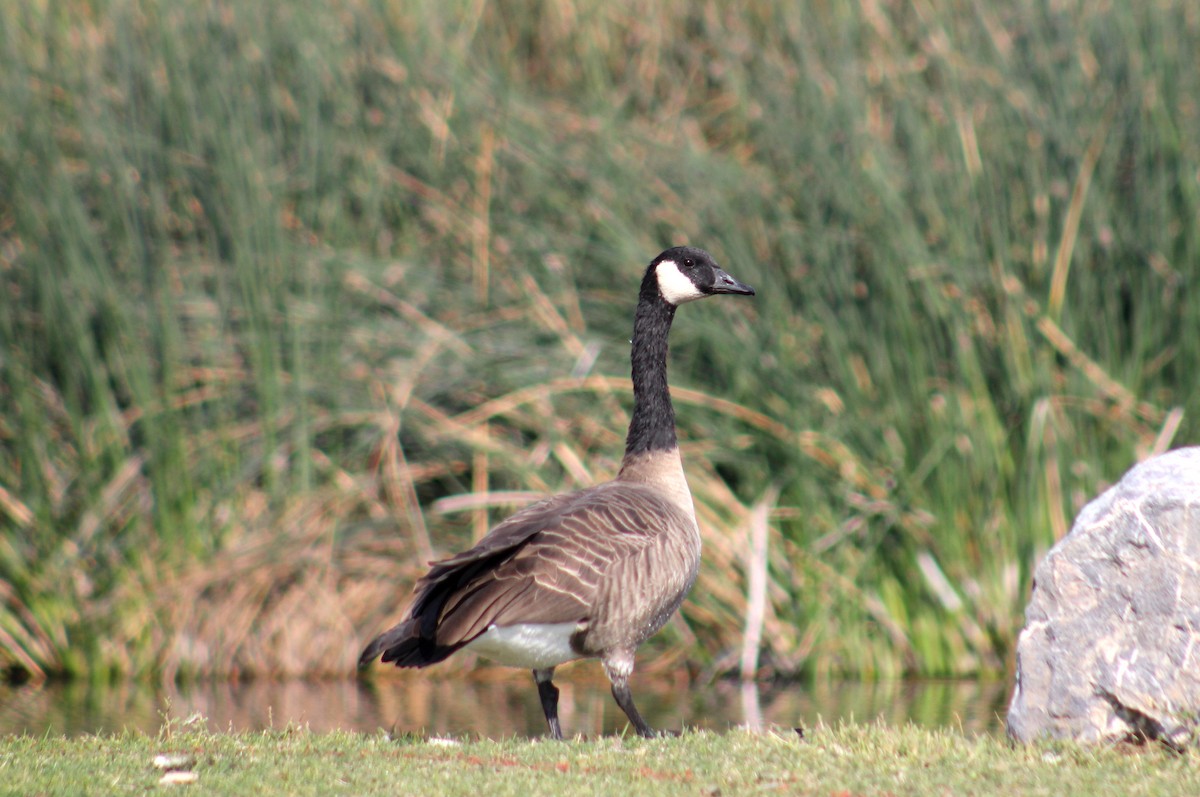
(1148, 407), (1185, 458)
(1047, 105), (1112, 320)
(1036, 316), (1161, 424)
(343, 271), (471, 356)
(472, 125), (495, 304)
(740, 488), (777, 681)
(0, 581), (50, 681)
(0, 486), (34, 529)
(432, 491), (545, 515)
(156, 490), (425, 680)
(453, 376), (878, 491)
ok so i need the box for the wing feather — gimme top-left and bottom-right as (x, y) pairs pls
(361, 481), (695, 667)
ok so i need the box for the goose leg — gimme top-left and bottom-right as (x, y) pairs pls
(533, 668), (564, 740)
(603, 653), (657, 738)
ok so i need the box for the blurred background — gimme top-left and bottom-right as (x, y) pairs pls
(0, 0), (1197, 699)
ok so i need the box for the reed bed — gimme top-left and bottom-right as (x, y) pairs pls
(0, 0), (1197, 683)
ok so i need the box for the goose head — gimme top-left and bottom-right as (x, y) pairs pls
(648, 246), (756, 306)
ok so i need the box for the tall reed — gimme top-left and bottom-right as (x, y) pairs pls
(0, 0), (1196, 680)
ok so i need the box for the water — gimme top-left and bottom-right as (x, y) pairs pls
(0, 671), (1010, 738)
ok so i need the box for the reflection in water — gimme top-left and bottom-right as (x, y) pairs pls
(0, 670), (1010, 738)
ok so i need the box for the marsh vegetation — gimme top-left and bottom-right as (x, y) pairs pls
(1, 0), (1197, 684)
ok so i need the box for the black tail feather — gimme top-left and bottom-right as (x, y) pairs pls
(358, 616), (464, 670)
(360, 554), (510, 671)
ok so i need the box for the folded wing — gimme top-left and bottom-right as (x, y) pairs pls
(359, 482), (690, 669)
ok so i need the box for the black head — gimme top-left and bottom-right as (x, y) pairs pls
(646, 246), (755, 306)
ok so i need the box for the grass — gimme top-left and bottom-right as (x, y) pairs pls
(2, 721), (1198, 796)
(0, 0), (1198, 682)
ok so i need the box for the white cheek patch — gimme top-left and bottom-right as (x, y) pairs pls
(655, 260), (705, 305)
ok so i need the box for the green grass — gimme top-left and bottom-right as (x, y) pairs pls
(2, 722), (1197, 797)
(1, 0), (1199, 681)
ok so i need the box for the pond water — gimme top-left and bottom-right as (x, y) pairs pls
(0, 670), (1010, 738)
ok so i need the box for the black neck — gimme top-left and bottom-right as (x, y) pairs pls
(623, 274), (678, 457)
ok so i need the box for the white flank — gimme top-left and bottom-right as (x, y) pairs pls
(466, 622), (581, 669)
(655, 260), (705, 305)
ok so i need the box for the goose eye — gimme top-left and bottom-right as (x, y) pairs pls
(683, 258), (694, 269)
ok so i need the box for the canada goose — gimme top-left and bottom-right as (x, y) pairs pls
(359, 246), (755, 738)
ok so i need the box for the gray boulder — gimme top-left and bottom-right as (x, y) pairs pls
(1007, 446), (1200, 747)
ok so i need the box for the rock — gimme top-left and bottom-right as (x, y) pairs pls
(1007, 446), (1200, 748)
(153, 754), (196, 770)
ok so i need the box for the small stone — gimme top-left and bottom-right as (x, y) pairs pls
(158, 771), (198, 786)
(153, 754), (195, 770)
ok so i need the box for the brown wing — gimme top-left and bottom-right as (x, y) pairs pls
(360, 481), (691, 668)
(431, 481), (688, 639)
